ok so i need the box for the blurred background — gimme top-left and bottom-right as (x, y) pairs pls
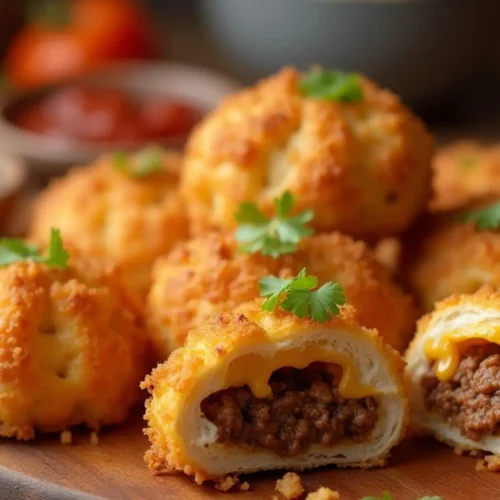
(1, 0), (500, 231)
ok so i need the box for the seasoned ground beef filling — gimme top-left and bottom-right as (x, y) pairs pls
(201, 363), (378, 457)
(422, 343), (500, 441)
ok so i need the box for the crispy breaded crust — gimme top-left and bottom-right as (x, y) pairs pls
(430, 141), (500, 212)
(148, 232), (416, 359)
(28, 150), (189, 299)
(142, 301), (408, 483)
(0, 257), (148, 440)
(182, 66), (433, 239)
(406, 221), (500, 311)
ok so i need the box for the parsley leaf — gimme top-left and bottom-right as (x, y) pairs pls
(0, 228), (69, 269)
(456, 201), (500, 230)
(361, 492), (392, 500)
(112, 146), (164, 178)
(259, 268), (345, 322)
(235, 191), (314, 258)
(299, 68), (363, 103)
(44, 228), (69, 269)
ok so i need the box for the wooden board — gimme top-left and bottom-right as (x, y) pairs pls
(1, 410), (500, 500)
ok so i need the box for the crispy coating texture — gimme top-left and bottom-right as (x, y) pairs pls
(430, 141), (500, 212)
(275, 472), (304, 499)
(148, 232), (416, 358)
(406, 222), (500, 311)
(0, 257), (148, 440)
(142, 301), (407, 483)
(28, 150), (189, 299)
(182, 66), (433, 239)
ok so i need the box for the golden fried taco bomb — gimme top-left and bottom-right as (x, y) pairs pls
(406, 286), (500, 458)
(28, 147), (188, 299)
(406, 200), (500, 311)
(143, 282), (408, 484)
(148, 231), (415, 359)
(0, 230), (148, 440)
(182, 66), (433, 239)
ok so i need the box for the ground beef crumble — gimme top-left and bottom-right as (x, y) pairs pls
(201, 362), (379, 457)
(421, 343), (500, 441)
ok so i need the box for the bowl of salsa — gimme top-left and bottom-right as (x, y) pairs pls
(0, 62), (240, 176)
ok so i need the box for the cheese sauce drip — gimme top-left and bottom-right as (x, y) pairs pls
(424, 325), (500, 381)
(225, 347), (375, 399)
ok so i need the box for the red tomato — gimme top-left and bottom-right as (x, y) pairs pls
(5, 0), (161, 89)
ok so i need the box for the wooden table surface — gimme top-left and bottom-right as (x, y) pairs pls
(1, 410), (500, 500)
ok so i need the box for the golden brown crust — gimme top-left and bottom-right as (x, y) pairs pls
(28, 150), (189, 299)
(142, 301), (408, 483)
(430, 141), (500, 212)
(0, 257), (148, 440)
(306, 487), (341, 500)
(147, 232), (416, 358)
(182, 66), (433, 239)
(406, 220), (500, 311)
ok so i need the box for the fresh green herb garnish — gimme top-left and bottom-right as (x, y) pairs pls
(299, 68), (363, 103)
(235, 191), (314, 258)
(456, 201), (500, 230)
(112, 146), (164, 178)
(0, 229), (69, 269)
(259, 268), (345, 322)
(361, 493), (392, 500)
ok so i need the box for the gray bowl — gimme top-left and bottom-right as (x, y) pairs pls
(199, 0), (500, 108)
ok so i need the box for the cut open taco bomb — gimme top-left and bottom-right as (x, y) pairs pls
(142, 301), (408, 485)
(406, 286), (500, 455)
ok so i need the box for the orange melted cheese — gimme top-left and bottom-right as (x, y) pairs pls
(424, 325), (500, 381)
(224, 347), (375, 399)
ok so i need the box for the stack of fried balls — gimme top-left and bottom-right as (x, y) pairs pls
(4, 65), (500, 489)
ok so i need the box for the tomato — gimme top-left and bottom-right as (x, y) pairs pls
(5, 0), (161, 89)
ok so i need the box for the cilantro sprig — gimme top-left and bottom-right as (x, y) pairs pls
(235, 191), (314, 258)
(0, 228), (69, 269)
(456, 201), (500, 230)
(112, 146), (164, 178)
(259, 268), (345, 322)
(299, 68), (363, 103)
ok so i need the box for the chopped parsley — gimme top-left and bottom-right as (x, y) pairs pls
(0, 228), (69, 269)
(259, 268), (345, 322)
(456, 201), (500, 230)
(235, 191), (314, 258)
(299, 68), (363, 103)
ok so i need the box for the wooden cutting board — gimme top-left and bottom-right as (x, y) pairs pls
(1, 410), (500, 500)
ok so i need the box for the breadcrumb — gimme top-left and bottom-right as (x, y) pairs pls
(90, 431), (99, 445)
(275, 472), (304, 499)
(215, 475), (239, 492)
(306, 487), (340, 500)
(240, 481), (250, 491)
(476, 455), (500, 472)
(60, 430), (72, 445)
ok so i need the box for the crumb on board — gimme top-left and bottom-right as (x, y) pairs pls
(215, 475), (239, 492)
(60, 430), (72, 445)
(275, 472), (304, 499)
(476, 455), (500, 472)
(90, 431), (99, 445)
(240, 481), (250, 491)
(306, 487), (340, 500)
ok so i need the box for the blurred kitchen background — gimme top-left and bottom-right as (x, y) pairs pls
(1, 0), (500, 232)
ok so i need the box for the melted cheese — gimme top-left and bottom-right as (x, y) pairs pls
(424, 325), (500, 381)
(224, 347), (374, 399)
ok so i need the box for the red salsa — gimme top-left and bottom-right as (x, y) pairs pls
(12, 86), (202, 143)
